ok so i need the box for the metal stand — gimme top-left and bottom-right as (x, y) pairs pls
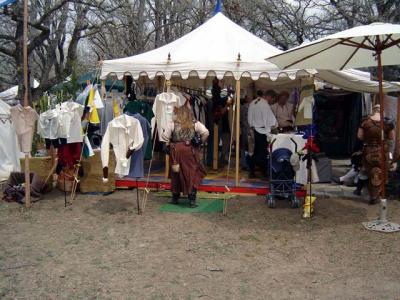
(136, 178), (141, 215)
(64, 174), (67, 208)
(363, 199), (400, 233)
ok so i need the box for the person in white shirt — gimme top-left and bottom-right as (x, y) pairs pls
(271, 91), (295, 131)
(247, 90), (277, 178)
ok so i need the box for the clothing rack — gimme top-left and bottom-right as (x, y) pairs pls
(171, 84), (206, 96)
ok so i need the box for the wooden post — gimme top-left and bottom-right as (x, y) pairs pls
(101, 80), (106, 99)
(213, 124), (219, 170)
(23, 0), (30, 207)
(165, 79), (171, 179)
(235, 79), (241, 186)
(395, 95), (400, 161)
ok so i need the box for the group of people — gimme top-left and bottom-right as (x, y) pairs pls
(162, 79), (298, 208)
(162, 78), (396, 208)
(242, 88), (295, 178)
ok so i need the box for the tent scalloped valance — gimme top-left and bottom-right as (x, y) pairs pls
(101, 68), (315, 81)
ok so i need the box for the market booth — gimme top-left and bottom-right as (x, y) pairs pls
(99, 12), (400, 196)
(3, 11), (400, 206)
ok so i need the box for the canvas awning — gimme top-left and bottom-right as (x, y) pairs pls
(101, 13), (311, 81)
(101, 13), (400, 93)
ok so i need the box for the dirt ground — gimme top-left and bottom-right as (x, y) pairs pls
(1, 189), (400, 300)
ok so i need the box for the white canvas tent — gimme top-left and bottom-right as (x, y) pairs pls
(101, 12), (400, 185)
(101, 12), (400, 94)
(101, 13), (311, 81)
(0, 79), (40, 102)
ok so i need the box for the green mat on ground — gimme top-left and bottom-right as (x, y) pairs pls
(154, 191), (236, 200)
(159, 199), (224, 213)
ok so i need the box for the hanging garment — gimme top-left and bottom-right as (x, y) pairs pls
(59, 102), (84, 144)
(124, 99), (154, 160)
(76, 85), (91, 106)
(87, 87), (100, 124)
(55, 105), (74, 140)
(58, 142), (82, 169)
(10, 104), (39, 153)
(124, 99), (154, 121)
(93, 86), (104, 109)
(0, 100), (21, 181)
(152, 92), (185, 140)
(100, 98), (116, 136)
(101, 114), (144, 177)
(37, 109), (61, 140)
(125, 113), (150, 178)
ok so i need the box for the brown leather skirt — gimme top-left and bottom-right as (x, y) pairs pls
(170, 142), (206, 195)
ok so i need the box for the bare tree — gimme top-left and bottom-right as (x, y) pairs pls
(0, 0), (121, 102)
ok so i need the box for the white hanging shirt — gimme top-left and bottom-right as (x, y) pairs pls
(10, 104), (39, 153)
(152, 92), (185, 140)
(248, 97), (277, 135)
(58, 102), (84, 143)
(101, 114), (144, 177)
(37, 109), (61, 139)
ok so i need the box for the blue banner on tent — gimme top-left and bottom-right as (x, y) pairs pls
(0, 0), (16, 7)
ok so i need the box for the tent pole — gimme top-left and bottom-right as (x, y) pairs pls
(235, 79), (241, 186)
(376, 48), (386, 198)
(213, 124), (219, 170)
(23, 0), (30, 208)
(165, 79), (171, 179)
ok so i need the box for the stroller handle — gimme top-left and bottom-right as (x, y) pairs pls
(269, 138), (276, 152)
(290, 138), (298, 153)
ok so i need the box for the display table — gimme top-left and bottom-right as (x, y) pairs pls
(269, 133), (319, 185)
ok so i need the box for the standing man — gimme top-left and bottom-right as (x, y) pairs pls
(247, 90), (277, 178)
(271, 91), (295, 132)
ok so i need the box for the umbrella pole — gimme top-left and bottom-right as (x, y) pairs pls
(376, 49), (386, 198)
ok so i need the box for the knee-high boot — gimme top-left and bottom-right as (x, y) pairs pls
(170, 193), (180, 205)
(353, 178), (367, 196)
(189, 189), (198, 208)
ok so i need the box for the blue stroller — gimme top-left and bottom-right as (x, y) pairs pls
(266, 138), (300, 208)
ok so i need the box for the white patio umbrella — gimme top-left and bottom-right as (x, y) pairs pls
(267, 22), (400, 198)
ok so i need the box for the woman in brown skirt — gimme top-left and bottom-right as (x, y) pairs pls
(162, 105), (209, 207)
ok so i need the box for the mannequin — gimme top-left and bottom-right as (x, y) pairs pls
(357, 104), (395, 204)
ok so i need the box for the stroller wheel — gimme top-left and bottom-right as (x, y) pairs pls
(267, 195), (276, 208)
(290, 196), (300, 208)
